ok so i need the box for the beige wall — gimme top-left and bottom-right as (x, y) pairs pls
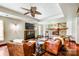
(0, 17), (25, 41)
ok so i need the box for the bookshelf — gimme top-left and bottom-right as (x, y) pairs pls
(48, 22), (67, 36)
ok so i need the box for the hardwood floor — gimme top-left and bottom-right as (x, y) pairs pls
(0, 46), (9, 56)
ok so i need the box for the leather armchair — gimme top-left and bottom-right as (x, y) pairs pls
(13, 43), (24, 56)
(43, 39), (62, 55)
(7, 42), (24, 56)
(76, 44), (79, 56)
(7, 42), (14, 56)
(64, 40), (77, 56)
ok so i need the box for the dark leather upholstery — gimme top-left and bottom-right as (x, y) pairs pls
(44, 39), (62, 55)
(7, 41), (35, 56)
(7, 42), (14, 56)
(7, 38), (79, 56)
(7, 42), (24, 56)
(76, 44), (79, 56)
(13, 43), (24, 56)
(64, 40), (77, 56)
(23, 41), (35, 56)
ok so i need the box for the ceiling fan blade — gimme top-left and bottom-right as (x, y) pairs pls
(21, 7), (30, 11)
(36, 11), (42, 15)
(24, 12), (30, 15)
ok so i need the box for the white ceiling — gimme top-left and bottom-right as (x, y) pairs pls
(0, 3), (79, 23)
(59, 3), (79, 18)
(0, 12), (22, 19)
(0, 3), (64, 21)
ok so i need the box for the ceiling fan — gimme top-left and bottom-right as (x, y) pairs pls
(21, 6), (42, 17)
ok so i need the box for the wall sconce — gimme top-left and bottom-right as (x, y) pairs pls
(10, 23), (19, 33)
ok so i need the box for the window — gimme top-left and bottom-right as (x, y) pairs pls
(0, 20), (4, 41)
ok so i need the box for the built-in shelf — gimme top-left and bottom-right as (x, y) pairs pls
(48, 28), (68, 30)
(48, 22), (67, 35)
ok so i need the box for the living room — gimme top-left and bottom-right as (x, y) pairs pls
(0, 3), (79, 56)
